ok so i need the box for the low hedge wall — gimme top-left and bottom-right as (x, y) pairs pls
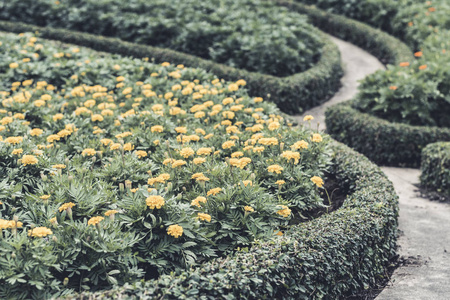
(275, 0), (413, 65)
(0, 20), (342, 115)
(420, 142), (450, 196)
(325, 102), (450, 167)
(71, 140), (399, 299)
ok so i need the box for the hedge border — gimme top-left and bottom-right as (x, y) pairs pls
(420, 142), (450, 196)
(325, 102), (450, 167)
(0, 20), (342, 115)
(71, 140), (399, 299)
(275, 0), (413, 65)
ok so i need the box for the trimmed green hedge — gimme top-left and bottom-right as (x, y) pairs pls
(420, 142), (450, 196)
(0, 20), (342, 115)
(275, 0), (413, 65)
(325, 102), (450, 167)
(69, 140), (399, 299)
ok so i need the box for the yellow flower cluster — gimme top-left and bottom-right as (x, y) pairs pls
(167, 224), (183, 238)
(88, 216), (104, 226)
(146, 195), (165, 209)
(28, 227), (53, 237)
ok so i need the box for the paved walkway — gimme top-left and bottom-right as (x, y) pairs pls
(296, 36), (450, 299)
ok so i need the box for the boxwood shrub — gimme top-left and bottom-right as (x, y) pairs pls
(0, 4), (343, 115)
(69, 140), (399, 299)
(275, 0), (413, 65)
(325, 102), (450, 167)
(420, 142), (450, 196)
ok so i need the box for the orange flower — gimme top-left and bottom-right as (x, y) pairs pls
(414, 51), (423, 57)
(389, 86), (398, 90)
(399, 62), (410, 67)
(419, 65), (427, 70)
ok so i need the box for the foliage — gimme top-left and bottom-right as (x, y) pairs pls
(294, 0), (399, 33)
(325, 102), (450, 167)
(0, 32), (332, 298)
(70, 141), (399, 299)
(420, 142), (450, 196)
(0, 0), (325, 77)
(0, 19), (343, 115)
(276, 0), (413, 65)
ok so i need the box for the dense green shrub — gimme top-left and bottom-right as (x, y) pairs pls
(325, 102), (450, 167)
(70, 140), (399, 299)
(294, 0), (399, 33)
(0, 31), (333, 298)
(0, 0), (324, 78)
(0, 19), (343, 115)
(420, 142), (450, 196)
(275, 0), (413, 65)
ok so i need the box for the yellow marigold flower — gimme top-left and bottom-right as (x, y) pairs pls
(163, 158), (175, 165)
(1, 117), (13, 126)
(172, 160), (187, 168)
(9, 62), (19, 69)
(228, 84), (239, 92)
(153, 140), (160, 145)
(28, 227), (53, 237)
(222, 111), (235, 119)
(91, 114), (104, 122)
(5, 136), (23, 145)
(276, 180), (286, 185)
(57, 129), (72, 138)
(311, 176), (324, 188)
(241, 180), (252, 187)
(159, 173), (171, 180)
(40, 195), (51, 200)
(146, 195), (165, 209)
(180, 147), (195, 158)
(268, 122), (280, 131)
(193, 157), (206, 165)
(101, 138), (113, 146)
(268, 165), (283, 174)
(53, 113), (64, 121)
(281, 151), (300, 164)
(88, 216), (104, 226)
(59, 202), (75, 212)
(52, 164), (66, 169)
(135, 150), (147, 158)
(291, 140), (309, 150)
(123, 143), (134, 151)
(311, 134), (322, 143)
(116, 76), (125, 82)
(191, 196), (207, 207)
(259, 137), (278, 146)
(191, 173), (205, 179)
(82, 148), (96, 156)
(196, 175), (210, 182)
(303, 115), (314, 121)
(204, 133), (214, 140)
(231, 151), (244, 158)
(110, 143), (121, 151)
(275, 231), (283, 236)
(195, 128), (206, 135)
(46, 134), (60, 143)
(222, 140), (235, 149)
(12, 148), (23, 155)
(104, 210), (118, 216)
(277, 205), (291, 218)
(13, 113), (25, 120)
(49, 217), (57, 224)
(21, 155), (38, 166)
(254, 97), (263, 103)
(167, 224), (183, 238)
(196, 147), (212, 156)
(33, 100), (46, 107)
(175, 126), (187, 134)
(244, 206), (254, 212)
(207, 187), (222, 196)
(253, 146), (265, 153)
(151, 125), (163, 133)
(197, 213), (211, 222)
(122, 87), (133, 95)
(30, 128), (44, 136)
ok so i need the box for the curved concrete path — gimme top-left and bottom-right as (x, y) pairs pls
(295, 36), (450, 299)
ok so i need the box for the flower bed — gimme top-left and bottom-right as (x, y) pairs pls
(0, 0), (344, 114)
(0, 32), (333, 298)
(420, 142), (450, 196)
(70, 140), (399, 299)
